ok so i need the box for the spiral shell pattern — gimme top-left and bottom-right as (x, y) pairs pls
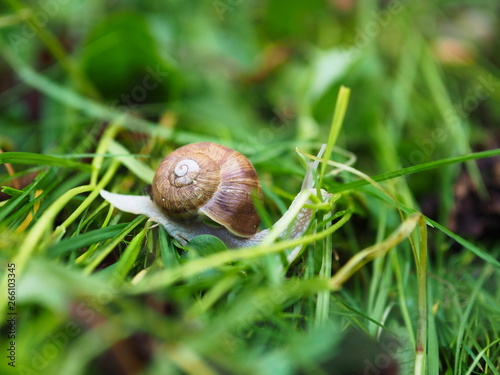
(171, 159), (200, 186)
(151, 142), (262, 237)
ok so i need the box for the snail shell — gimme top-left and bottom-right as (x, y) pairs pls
(150, 142), (263, 237)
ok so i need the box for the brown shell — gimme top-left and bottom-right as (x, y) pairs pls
(151, 142), (263, 237)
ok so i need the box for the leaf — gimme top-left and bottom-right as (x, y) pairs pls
(1, 186), (22, 197)
(184, 235), (228, 256)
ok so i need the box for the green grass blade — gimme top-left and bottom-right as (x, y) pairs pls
(426, 218), (500, 269)
(0, 152), (91, 171)
(48, 224), (129, 257)
(331, 149), (500, 193)
(319, 85), (350, 185)
(454, 266), (494, 375)
(108, 140), (155, 183)
(112, 226), (147, 282)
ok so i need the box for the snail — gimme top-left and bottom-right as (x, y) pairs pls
(100, 142), (329, 263)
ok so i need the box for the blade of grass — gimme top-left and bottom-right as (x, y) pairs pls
(50, 159), (120, 243)
(81, 215), (145, 274)
(329, 214), (421, 290)
(90, 124), (122, 186)
(366, 208), (391, 336)
(425, 218), (500, 269)
(0, 184), (93, 317)
(319, 85), (350, 186)
(314, 211), (333, 328)
(356, 187), (500, 269)
(464, 338), (500, 375)
(112, 225), (147, 283)
(47, 223), (129, 257)
(186, 274), (241, 317)
(0, 152), (91, 170)
(390, 250), (415, 349)
(420, 44), (486, 198)
(0, 122), (126, 317)
(0, 174), (40, 222)
(107, 140), (155, 183)
(14, 189), (42, 232)
(415, 215), (428, 375)
(330, 148), (500, 193)
(454, 265), (494, 375)
(426, 285), (440, 375)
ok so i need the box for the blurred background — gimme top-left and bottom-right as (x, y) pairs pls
(1, 0), (500, 374)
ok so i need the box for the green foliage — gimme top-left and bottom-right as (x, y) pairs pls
(1, 1), (500, 374)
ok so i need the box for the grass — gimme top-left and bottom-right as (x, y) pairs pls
(1, 1), (500, 374)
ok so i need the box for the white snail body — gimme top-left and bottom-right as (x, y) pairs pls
(100, 142), (329, 263)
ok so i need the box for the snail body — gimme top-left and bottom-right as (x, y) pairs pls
(100, 142), (329, 264)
